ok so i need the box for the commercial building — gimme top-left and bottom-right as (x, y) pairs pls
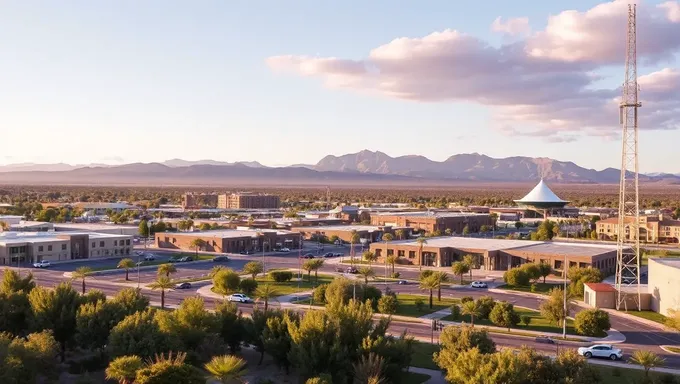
(182, 193), (219, 209)
(0, 231), (133, 265)
(596, 214), (680, 243)
(0, 215), (24, 226)
(217, 193), (280, 209)
(53, 223), (139, 236)
(74, 202), (137, 215)
(369, 236), (618, 272)
(155, 229), (301, 253)
(290, 225), (411, 244)
(648, 258), (680, 316)
(514, 180), (573, 219)
(370, 212), (492, 234)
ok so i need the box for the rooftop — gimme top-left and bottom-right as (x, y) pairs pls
(584, 283), (617, 293)
(373, 211), (488, 218)
(165, 229), (295, 239)
(74, 202), (137, 209)
(648, 257), (680, 270)
(514, 180), (568, 204)
(292, 224), (408, 232)
(0, 231), (128, 245)
(511, 242), (620, 257)
(54, 223), (138, 230)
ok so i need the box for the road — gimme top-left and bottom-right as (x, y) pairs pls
(16, 243), (680, 369)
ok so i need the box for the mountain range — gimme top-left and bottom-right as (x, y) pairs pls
(0, 150), (678, 186)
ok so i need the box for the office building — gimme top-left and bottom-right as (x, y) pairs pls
(155, 229), (300, 253)
(596, 214), (680, 243)
(217, 193), (280, 209)
(370, 211), (492, 234)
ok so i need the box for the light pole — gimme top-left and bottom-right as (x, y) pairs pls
(297, 233), (302, 294)
(261, 234), (268, 275)
(138, 220), (151, 289)
(563, 253), (567, 339)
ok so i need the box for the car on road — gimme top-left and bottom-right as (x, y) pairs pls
(32, 260), (51, 268)
(175, 282), (192, 289)
(470, 281), (488, 288)
(279, 248), (291, 252)
(239, 250), (254, 255)
(534, 336), (555, 344)
(179, 256), (194, 262)
(333, 252), (343, 257)
(213, 256), (229, 262)
(577, 345), (622, 360)
(397, 280), (409, 285)
(345, 267), (358, 274)
(228, 293), (253, 303)
(168, 257), (181, 263)
(303, 253), (315, 259)
(144, 254), (156, 261)
(324, 252), (335, 258)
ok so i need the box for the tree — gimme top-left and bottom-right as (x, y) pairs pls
(434, 325), (496, 358)
(0, 289), (33, 335)
(538, 263), (552, 283)
(377, 295), (398, 314)
(350, 230), (360, 265)
(540, 288), (572, 329)
(112, 287), (150, 317)
(358, 267), (376, 284)
(157, 263), (177, 278)
(135, 352), (204, 384)
(243, 261), (264, 279)
(237, 278), (257, 295)
(381, 233), (394, 274)
(432, 271), (449, 301)
(462, 225), (470, 236)
(139, 219), (150, 237)
(503, 268), (530, 286)
(204, 355), (247, 384)
(386, 254), (398, 275)
(255, 284), (279, 312)
(574, 309), (610, 337)
(106, 355), (144, 384)
(28, 283), (80, 361)
(72, 266), (93, 294)
(452, 261), (470, 284)
(310, 259), (325, 282)
(489, 301), (520, 331)
(212, 269), (241, 297)
(416, 237), (427, 271)
(363, 251), (377, 266)
(476, 296), (496, 320)
(521, 263), (541, 282)
(461, 300), (481, 326)
(630, 350), (665, 381)
(568, 267), (603, 297)
(462, 254), (476, 280)
(108, 309), (178, 359)
(1, 268), (35, 293)
(419, 275), (439, 308)
(214, 301), (246, 353)
(76, 299), (121, 353)
(515, 221), (523, 229)
(353, 353), (386, 384)
(118, 258), (136, 281)
(395, 229), (405, 240)
(148, 276), (174, 309)
(210, 265), (228, 278)
(302, 259), (316, 282)
(189, 238), (206, 257)
(0, 330), (60, 383)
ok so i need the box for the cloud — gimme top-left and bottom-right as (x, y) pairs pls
(266, 0), (680, 141)
(491, 17), (531, 35)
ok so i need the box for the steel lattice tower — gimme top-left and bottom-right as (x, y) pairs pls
(615, 4), (642, 311)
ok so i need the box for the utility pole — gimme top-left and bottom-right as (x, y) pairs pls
(563, 253), (567, 339)
(615, 3), (642, 311)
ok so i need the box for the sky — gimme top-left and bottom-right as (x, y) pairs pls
(1, 0), (679, 172)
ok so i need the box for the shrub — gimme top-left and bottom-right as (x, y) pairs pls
(378, 295), (399, 314)
(461, 296), (473, 304)
(489, 301), (520, 330)
(313, 284), (328, 304)
(415, 299), (425, 312)
(239, 278), (258, 295)
(521, 315), (531, 326)
(449, 304), (461, 321)
(530, 283), (537, 293)
(574, 309), (611, 337)
(391, 272), (401, 279)
(503, 268), (530, 286)
(269, 271), (293, 282)
(362, 285), (382, 309)
(476, 296), (496, 320)
(520, 263), (541, 282)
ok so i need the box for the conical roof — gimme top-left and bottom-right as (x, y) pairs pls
(514, 179), (567, 203)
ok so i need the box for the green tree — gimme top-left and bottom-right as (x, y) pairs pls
(106, 355), (143, 384)
(111, 287), (150, 317)
(118, 258), (136, 281)
(199, 223), (212, 231)
(108, 309), (178, 359)
(353, 353), (386, 384)
(0, 289), (33, 335)
(538, 263), (552, 283)
(432, 271), (449, 301)
(189, 238), (206, 257)
(302, 259), (316, 282)
(76, 299), (121, 353)
(521, 263), (541, 282)
(377, 295), (398, 314)
(630, 350), (665, 381)
(243, 261), (264, 279)
(139, 219), (150, 237)
(1, 268), (35, 293)
(212, 269), (241, 297)
(157, 263), (177, 278)
(416, 237), (427, 271)
(239, 278), (258, 295)
(452, 261), (470, 284)
(135, 352), (204, 384)
(350, 231), (361, 265)
(461, 300), (481, 327)
(462, 225), (470, 236)
(363, 250), (377, 266)
(503, 268), (530, 286)
(72, 266), (93, 294)
(540, 288), (572, 329)
(214, 301), (246, 353)
(476, 296), (496, 320)
(28, 283), (80, 361)
(489, 301), (520, 331)
(462, 254), (476, 280)
(568, 267), (603, 297)
(574, 309), (610, 337)
(148, 276), (175, 309)
(204, 355), (247, 384)
(0, 330), (60, 383)
(81, 289), (107, 305)
(433, 326), (496, 370)
(310, 258), (325, 282)
(419, 274), (439, 308)
(358, 266), (376, 284)
(255, 284), (278, 312)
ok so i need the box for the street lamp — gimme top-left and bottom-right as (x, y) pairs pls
(138, 220), (151, 289)
(562, 253), (568, 339)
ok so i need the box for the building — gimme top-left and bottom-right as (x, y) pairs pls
(53, 223), (140, 236)
(596, 214), (680, 243)
(514, 180), (569, 218)
(370, 212), (492, 234)
(217, 193), (280, 209)
(583, 283), (618, 309)
(74, 202), (137, 215)
(155, 229), (301, 253)
(182, 193), (219, 209)
(368, 236), (618, 272)
(0, 215), (24, 226)
(0, 231), (133, 265)
(290, 224), (411, 244)
(9, 221), (54, 232)
(648, 258), (680, 316)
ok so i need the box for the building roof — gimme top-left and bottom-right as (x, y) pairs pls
(373, 211), (488, 218)
(511, 242), (619, 257)
(515, 180), (567, 204)
(53, 223), (138, 231)
(74, 202), (137, 210)
(165, 229), (295, 239)
(292, 224), (408, 232)
(0, 231), (129, 246)
(648, 257), (680, 270)
(584, 283), (617, 293)
(394, 236), (543, 252)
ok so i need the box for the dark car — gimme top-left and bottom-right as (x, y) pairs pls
(535, 336), (555, 344)
(345, 267), (358, 274)
(303, 253), (315, 259)
(333, 252), (343, 257)
(175, 282), (192, 289)
(213, 256), (229, 262)
(397, 280), (409, 285)
(324, 252), (334, 258)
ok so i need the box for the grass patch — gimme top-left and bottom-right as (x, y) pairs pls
(403, 372), (431, 384)
(666, 346), (680, 353)
(395, 294), (460, 318)
(172, 275), (211, 284)
(498, 283), (560, 295)
(410, 341), (440, 371)
(442, 307), (578, 335)
(254, 273), (336, 296)
(622, 310), (668, 325)
(593, 365), (680, 384)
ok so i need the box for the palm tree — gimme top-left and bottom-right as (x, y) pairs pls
(105, 355), (143, 384)
(353, 353), (386, 384)
(463, 254), (476, 280)
(432, 271), (449, 301)
(452, 261), (470, 285)
(311, 259), (325, 282)
(117, 258), (135, 281)
(148, 276), (174, 309)
(416, 237), (427, 271)
(630, 350), (665, 380)
(386, 254), (398, 275)
(255, 284), (279, 312)
(419, 275), (439, 308)
(350, 230), (360, 265)
(358, 267), (375, 284)
(395, 229), (405, 240)
(205, 355), (247, 383)
(190, 238), (206, 257)
(382, 233), (394, 280)
(462, 300), (481, 326)
(72, 266), (93, 294)
(157, 263), (177, 278)
(363, 251), (377, 266)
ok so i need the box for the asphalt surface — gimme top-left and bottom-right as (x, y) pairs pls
(14, 243), (680, 369)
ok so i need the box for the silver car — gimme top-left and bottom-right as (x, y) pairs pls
(577, 344), (623, 360)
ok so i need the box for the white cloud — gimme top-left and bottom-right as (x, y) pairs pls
(491, 16), (531, 35)
(266, 1), (680, 141)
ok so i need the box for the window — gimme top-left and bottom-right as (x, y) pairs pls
(100, 241), (104, 247)
(397, 250), (405, 257)
(47, 245), (52, 251)
(408, 251), (416, 259)
(126, 239), (130, 245)
(91, 242), (95, 248)
(38, 246), (44, 252)
(114, 240), (118, 246)
(61, 244), (67, 250)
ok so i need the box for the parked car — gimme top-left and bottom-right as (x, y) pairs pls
(168, 257), (181, 263)
(213, 256), (229, 262)
(577, 345), (623, 360)
(32, 260), (51, 268)
(228, 293), (253, 303)
(303, 253), (315, 259)
(175, 282), (192, 289)
(397, 280), (409, 285)
(324, 252), (334, 258)
(535, 336), (555, 344)
(345, 267), (358, 274)
(471, 281), (488, 288)
(239, 250), (254, 255)
(333, 252), (343, 257)
(144, 254), (156, 261)
(279, 247), (291, 252)
(178, 256), (194, 262)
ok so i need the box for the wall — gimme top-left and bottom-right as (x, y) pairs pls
(648, 259), (680, 316)
(88, 235), (133, 258)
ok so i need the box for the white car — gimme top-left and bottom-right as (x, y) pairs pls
(280, 248), (290, 252)
(33, 260), (51, 268)
(471, 281), (488, 288)
(228, 293), (252, 303)
(577, 345), (623, 360)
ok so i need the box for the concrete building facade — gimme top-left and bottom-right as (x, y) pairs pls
(290, 225), (411, 244)
(648, 258), (680, 316)
(217, 193), (280, 209)
(155, 229), (300, 253)
(596, 214), (680, 243)
(370, 212), (492, 234)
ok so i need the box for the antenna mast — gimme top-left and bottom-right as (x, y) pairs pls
(615, 4), (642, 311)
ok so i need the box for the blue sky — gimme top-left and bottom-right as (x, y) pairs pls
(1, 0), (678, 173)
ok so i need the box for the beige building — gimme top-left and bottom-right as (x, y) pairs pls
(584, 282), (651, 311)
(217, 193), (280, 209)
(596, 214), (680, 243)
(648, 258), (680, 316)
(155, 229), (301, 253)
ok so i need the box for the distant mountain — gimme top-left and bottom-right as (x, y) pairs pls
(0, 151), (678, 186)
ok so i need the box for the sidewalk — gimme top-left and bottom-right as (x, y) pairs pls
(408, 367), (445, 384)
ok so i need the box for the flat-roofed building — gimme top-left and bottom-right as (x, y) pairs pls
(370, 211), (492, 234)
(9, 221), (55, 232)
(290, 224), (412, 244)
(596, 214), (680, 243)
(217, 193), (280, 209)
(54, 223), (139, 236)
(182, 193), (219, 209)
(648, 258), (680, 316)
(369, 236), (617, 272)
(74, 202), (137, 215)
(155, 229), (300, 253)
(0, 215), (24, 226)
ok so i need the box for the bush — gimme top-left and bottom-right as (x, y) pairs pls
(520, 263), (541, 282)
(530, 283), (537, 293)
(504, 268), (530, 286)
(415, 299), (425, 312)
(521, 315), (531, 326)
(378, 295), (399, 314)
(239, 278), (258, 295)
(449, 304), (461, 321)
(476, 296), (496, 320)
(489, 301), (520, 330)
(461, 296), (473, 304)
(313, 284), (328, 304)
(391, 272), (401, 279)
(269, 271), (293, 282)
(574, 309), (611, 337)
(362, 285), (382, 309)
